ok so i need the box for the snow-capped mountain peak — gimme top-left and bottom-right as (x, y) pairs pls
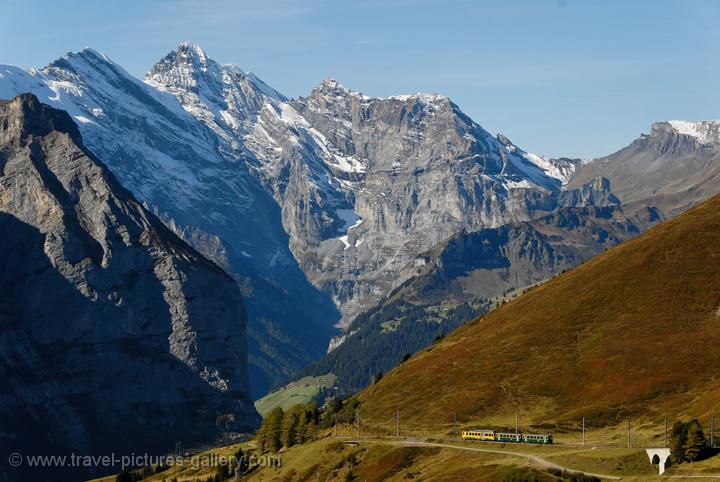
(144, 44), (362, 258)
(146, 43), (274, 144)
(146, 42), (226, 95)
(177, 41), (210, 69)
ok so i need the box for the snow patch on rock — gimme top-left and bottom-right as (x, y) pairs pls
(668, 120), (720, 145)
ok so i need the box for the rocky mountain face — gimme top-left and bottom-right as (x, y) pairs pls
(0, 46), (340, 397)
(144, 45), (357, 321)
(144, 48), (626, 347)
(2, 45), (718, 399)
(0, 44), (614, 395)
(295, 117), (720, 395)
(297, 203), (662, 393)
(0, 94), (258, 480)
(141, 46), (621, 335)
(569, 120), (720, 215)
(289, 80), (597, 326)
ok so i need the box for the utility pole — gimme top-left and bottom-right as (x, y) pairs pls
(627, 419), (631, 448)
(709, 416), (714, 448)
(515, 413), (519, 434)
(355, 409), (360, 438)
(396, 409), (400, 438)
(664, 418), (668, 448)
(582, 417), (585, 447)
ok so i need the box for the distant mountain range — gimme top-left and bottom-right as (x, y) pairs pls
(2, 43), (718, 400)
(298, 117), (720, 394)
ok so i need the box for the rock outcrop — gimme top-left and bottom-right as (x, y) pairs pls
(568, 120), (720, 215)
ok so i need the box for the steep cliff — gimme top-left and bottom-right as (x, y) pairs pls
(0, 94), (258, 480)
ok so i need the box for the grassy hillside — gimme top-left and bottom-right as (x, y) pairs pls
(237, 438), (600, 482)
(359, 195), (720, 431)
(254, 374), (335, 416)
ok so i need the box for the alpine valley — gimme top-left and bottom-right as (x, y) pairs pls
(2, 43), (719, 406)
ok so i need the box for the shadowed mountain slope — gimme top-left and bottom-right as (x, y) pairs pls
(0, 94), (258, 481)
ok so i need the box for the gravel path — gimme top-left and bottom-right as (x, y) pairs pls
(397, 440), (623, 480)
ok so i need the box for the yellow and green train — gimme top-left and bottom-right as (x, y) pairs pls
(461, 429), (553, 444)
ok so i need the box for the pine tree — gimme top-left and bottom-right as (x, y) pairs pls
(305, 419), (317, 441)
(215, 462), (230, 481)
(327, 397), (343, 415)
(671, 421), (689, 463)
(266, 406), (285, 452)
(296, 410), (308, 445)
(256, 419), (268, 453)
(234, 447), (249, 474)
(684, 419), (707, 462)
(281, 407), (300, 448)
(307, 401), (320, 424)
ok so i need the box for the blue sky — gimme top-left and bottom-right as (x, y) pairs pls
(1, 0), (718, 158)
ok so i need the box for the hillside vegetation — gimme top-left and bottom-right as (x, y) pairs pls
(254, 375), (336, 417)
(359, 195), (720, 431)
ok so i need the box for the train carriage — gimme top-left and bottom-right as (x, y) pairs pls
(461, 429), (553, 444)
(523, 433), (553, 444)
(495, 432), (523, 443)
(460, 429), (495, 441)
